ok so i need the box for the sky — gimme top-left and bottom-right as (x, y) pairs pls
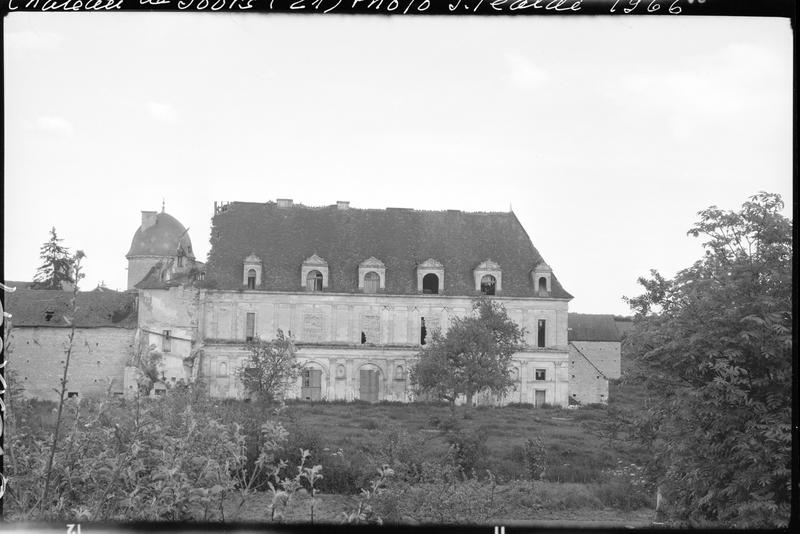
(3, 13), (793, 315)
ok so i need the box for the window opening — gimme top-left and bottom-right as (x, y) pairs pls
(361, 331), (367, 344)
(420, 317), (427, 345)
(364, 271), (380, 293)
(44, 309), (54, 322)
(535, 369), (546, 381)
(245, 312), (256, 342)
(247, 269), (257, 290)
(67, 392), (79, 398)
(537, 320), (546, 348)
(480, 274), (496, 295)
(307, 270), (323, 291)
(538, 276), (547, 295)
(422, 273), (439, 294)
(163, 330), (172, 352)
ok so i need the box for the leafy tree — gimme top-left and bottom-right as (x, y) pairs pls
(32, 227), (74, 290)
(623, 192), (791, 527)
(410, 299), (526, 413)
(236, 330), (302, 402)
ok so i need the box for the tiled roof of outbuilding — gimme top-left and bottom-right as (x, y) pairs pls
(5, 288), (137, 328)
(568, 313), (620, 342)
(204, 202), (573, 298)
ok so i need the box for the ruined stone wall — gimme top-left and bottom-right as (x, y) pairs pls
(138, 287), (201, 383)
(8, 326), (134, 401)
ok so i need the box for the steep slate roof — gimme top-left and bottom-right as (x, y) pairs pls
(568, 313), (620, 342)
(5, 289), (137, 328)
(205, 202), (573, 298)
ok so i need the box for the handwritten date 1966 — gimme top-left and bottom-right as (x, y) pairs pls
(610, 0), (682, 14)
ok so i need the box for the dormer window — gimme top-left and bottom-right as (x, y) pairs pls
(358, 257), (386, 293)
(480, 275), (496, 295)
(306, 270), (323, 291)
(417, 258), (444, 294)
(422, 274), (439, 294)
(364, 272), (380, 294)
(532, 261), (552, 297)
(474, 260), (502, 294)
(243, 254), (263, 289)
(247, 269), (257, 290)
(301, 254), (329, 290)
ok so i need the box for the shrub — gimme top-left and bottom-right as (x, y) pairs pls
(444, 427), (490, 476)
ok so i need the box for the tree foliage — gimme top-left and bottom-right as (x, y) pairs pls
(236, 330), (302, 402)
(410, 299), (526, 409)
(32, 227), (75, 290)
(623, 192), (792, 527)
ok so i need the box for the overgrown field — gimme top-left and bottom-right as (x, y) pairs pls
(4, 376), (655, 524)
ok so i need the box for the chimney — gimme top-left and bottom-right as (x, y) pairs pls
(277, 198), (293, 208)
(141, 211), (158, 230)
(337, 201), (350, 210)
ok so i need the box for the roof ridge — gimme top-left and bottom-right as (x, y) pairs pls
(223, 200), (515, 216)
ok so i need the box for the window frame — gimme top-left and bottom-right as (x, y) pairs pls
(162, 330), (172, 353)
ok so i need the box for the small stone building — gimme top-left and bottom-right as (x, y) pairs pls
(5, 287), (138, 401)
(567, 313), (622, 405)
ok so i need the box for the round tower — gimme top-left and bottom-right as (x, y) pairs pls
(126, 209), (194, 289)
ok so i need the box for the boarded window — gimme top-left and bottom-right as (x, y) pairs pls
(480, 274), (496, 295)
(245, 313), (256, 342)
(219, 362), (228, 376)
(307, 270), (323, 291)
(422, 273), (439, 294)
(537, 320), (546, 348)
(360, 314), (380, 343)
(303, 312), (324, 342)
(247, 269), (257, 289)
(162, 330), (171, 352)
(364, 271), (380, 293)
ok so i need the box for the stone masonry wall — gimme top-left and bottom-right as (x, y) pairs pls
(568, 343), (610, 405)
(8, 326), (135, 401)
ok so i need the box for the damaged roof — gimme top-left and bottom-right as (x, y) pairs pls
(568, 313), (621, 342)
(204, 202), (573, 298)
(5, 288), (138, 328)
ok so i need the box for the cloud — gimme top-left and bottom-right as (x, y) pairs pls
(33, 116), (75, 136)
(504, 52), (550, 89)
(5, 30), (63, 52)
(145, 101), (178, 124)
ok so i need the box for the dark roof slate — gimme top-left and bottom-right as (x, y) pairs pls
(5, 288), (137, 328)
(568, 313), (620, 342)
(126, 211), (195, 259)
(204, 202), (572, 298)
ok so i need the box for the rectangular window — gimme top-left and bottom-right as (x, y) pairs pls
(537, 320), (546, 348)
(245, 313), (256, 342)
(162, 330), (171, 352)
(67, 391), (79, 398)
(535, 368), (546, 381)
(420, 318), (427, 345)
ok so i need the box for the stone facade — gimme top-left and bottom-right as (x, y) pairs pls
(144, 288), (571, 405)
(567, 340), (621, 405)
(8, 326), (134, 401)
